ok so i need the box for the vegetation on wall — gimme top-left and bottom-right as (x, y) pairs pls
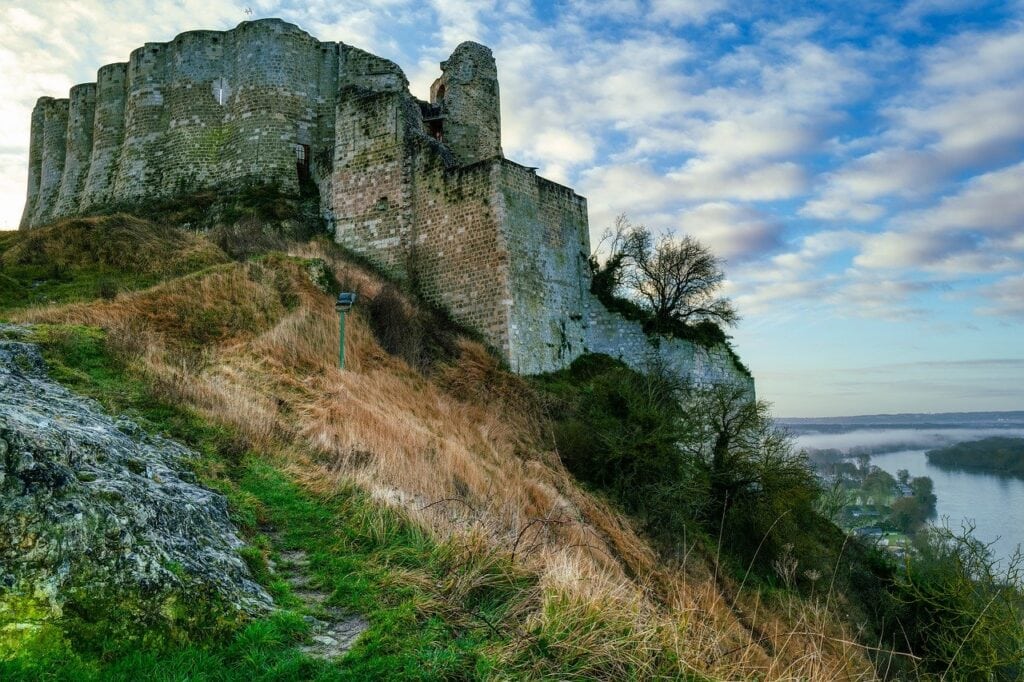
(589, 215), (750, 375)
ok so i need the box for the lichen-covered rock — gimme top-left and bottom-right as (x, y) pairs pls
(0, 337), (272, 655)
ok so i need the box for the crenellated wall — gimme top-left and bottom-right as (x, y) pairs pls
(19, 19), (753, 392)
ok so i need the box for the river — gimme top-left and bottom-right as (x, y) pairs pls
(869, 449), (1024, 563)
(788, 426), (1024, 565)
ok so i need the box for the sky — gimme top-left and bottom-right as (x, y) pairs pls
(1, 0), (1022, 417)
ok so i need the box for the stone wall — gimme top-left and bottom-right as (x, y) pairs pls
(495, 164), (590, 373)
(582, 295), (753, 390)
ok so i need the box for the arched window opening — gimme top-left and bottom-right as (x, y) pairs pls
(212, 77), (230, 105)
(296, 143), (310, 183)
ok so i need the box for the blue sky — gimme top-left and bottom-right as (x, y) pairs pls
(1, 0), (1022, 416)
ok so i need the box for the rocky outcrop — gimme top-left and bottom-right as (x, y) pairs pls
(0, 335), (271, 652)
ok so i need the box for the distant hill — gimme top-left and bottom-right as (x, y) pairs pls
(926, 436), (1024, 477)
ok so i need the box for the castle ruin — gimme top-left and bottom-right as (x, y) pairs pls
(19, 18), (751, 389)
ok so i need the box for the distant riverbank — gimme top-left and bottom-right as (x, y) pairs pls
(926, 436), (1024, 478)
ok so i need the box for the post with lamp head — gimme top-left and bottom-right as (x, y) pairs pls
(335, 292), (357, 369)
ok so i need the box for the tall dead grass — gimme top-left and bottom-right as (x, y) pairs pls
(15, 239), (880, 680)
(1, 214), (227, 274)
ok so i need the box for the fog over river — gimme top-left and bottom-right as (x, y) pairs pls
(791, 427), (1024, 453)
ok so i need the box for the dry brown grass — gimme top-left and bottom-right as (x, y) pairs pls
(15, 238), (881, 680)
(1, 214), (227, 274)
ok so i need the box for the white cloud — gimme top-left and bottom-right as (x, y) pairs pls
(646, 201), (784, 262)
(580, 159), (806, 236)
(804, 21), (1024, 221)
(978, 274), (1024, 318)
(667, 158), (807, 201)
(732, 278), (826, 316)
(827, 274), (935, 320)
(900, 161), (1024, 234)
(800, 196), (884, 222)
(650, 0), (729, 26)
(428, 0), (494, 49)
(854, 162), (1024, 272)
(920, 22), (1024, 89)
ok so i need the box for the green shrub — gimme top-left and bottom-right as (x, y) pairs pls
(883, 524), (1024, 680)
(536, 355), (700, 539)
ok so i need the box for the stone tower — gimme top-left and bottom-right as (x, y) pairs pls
(428, 42), (502, 166)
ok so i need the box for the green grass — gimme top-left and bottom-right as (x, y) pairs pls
(0, 261), (167, 312)
(0, 324), (518, 680)
(0, 217), (227, 313)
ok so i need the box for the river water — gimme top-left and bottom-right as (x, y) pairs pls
(789, 427), (1024, 565)
(869, 449), (1024, 563)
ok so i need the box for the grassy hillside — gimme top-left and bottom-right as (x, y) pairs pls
(0, 215), (228, 311)
(4, 217), (1015, 680)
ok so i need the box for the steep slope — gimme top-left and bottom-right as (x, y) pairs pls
(1, 225), (879, 679)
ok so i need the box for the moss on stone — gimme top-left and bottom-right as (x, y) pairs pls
(0, 593), (54, 659)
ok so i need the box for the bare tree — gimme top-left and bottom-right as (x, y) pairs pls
(598, 215), (738, 328)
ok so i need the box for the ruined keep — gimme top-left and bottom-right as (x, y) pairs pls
(19, 18), (751, 389)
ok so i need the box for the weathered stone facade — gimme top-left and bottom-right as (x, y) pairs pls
(19, 18), (752, 390)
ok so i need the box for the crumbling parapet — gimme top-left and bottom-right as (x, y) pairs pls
(429, 42), (502, 167)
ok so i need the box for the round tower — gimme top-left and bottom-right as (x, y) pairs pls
(115, 42), (170, 202)
(82, 62), (128, 210)
(19, 99), (46, 228)
(223, 19), (322, 193)
(31, 97), (69, 226)
(164, 30), (224, 194)
(55, 82), (97, 216)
